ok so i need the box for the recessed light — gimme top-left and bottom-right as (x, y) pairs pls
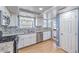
(39, 8), (43, 10)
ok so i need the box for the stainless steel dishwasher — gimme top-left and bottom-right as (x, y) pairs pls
(36, 32), (43, 43)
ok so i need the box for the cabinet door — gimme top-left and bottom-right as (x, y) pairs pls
(18, 33), (36, 48)
(17, 35), (24, 49)
(23, 34), (33, 47)
(23, 35), (31, 47)
(47, 31), (51, 39)
(23, 33), (36, 47)
(9, 14), (18, 26)
(43, 31), (51, 40)
(30, 33), (36, 44)
(43, 32), (48, 40)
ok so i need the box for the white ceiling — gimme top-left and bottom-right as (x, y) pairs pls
(6, 6), (66, 15)
(19, 6), (52, 14)
(56, 6), (66, 11)
(6, 6), (19, 14)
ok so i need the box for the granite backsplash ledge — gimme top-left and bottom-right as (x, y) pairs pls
(0, 26), (52, 37)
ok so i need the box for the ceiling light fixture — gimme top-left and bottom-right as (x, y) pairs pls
(39, 8), (43, 10)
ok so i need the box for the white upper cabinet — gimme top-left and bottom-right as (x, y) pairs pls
(43, 12), (48, 19)
(36, 17), (44, 27)
(43, 7), (57, 19)
(43, 10), (52, 19)
(52, 7), (57, 18)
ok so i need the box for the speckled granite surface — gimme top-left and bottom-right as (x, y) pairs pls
(2, 27), (52, 37)
(0, 41), (14, 53)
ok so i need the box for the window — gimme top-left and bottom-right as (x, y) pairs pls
(48, 20), (52, 28)
(42, 19), (52, 28)
(43, 20), (47, 27)
(19, 16), (35, 28)
(52, 19), (56, 29)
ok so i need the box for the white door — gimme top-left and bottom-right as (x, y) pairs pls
(60, 9), (78, 53)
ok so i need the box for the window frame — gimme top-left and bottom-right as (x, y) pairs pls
(18, 15), (35, 28)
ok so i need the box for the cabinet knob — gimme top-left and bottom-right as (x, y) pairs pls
(61, 33), (63, 35)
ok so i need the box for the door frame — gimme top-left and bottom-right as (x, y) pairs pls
(78, 8), (79, 53)
(56, 15), (60, 47)
(57, 8), (79, 52)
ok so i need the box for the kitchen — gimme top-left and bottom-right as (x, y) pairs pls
(0, 6), (79, 53)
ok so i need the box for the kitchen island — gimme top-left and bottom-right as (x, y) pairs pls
(0, 35), (17, 53)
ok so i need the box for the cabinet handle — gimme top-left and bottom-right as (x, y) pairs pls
(61, 33), (63, 35)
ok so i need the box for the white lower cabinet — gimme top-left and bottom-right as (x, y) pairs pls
(23, 33), (36, 47)
(17, 35), (24, 49)
(43, 31), (51, 41)
(17, 33), (36, 49)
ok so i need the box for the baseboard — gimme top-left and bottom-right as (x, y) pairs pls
(17, 39), (51, 50)
(57, 47), (68, 53)
(43, 38), (52, 41)
(51, 38), (56, 41)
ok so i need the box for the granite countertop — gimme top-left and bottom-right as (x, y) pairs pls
(2, 27), (52, 37)
(36, 27), (52, 32)
(2, 31), (35, 37)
